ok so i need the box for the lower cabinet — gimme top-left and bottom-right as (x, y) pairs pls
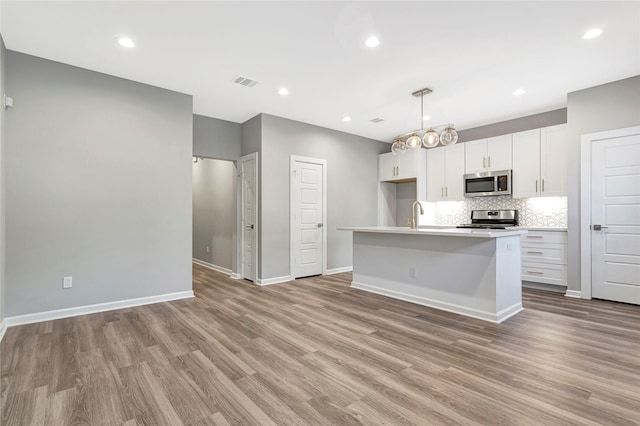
(521, 230), (567, 287)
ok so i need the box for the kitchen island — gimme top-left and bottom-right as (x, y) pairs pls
(338, 227), (528, 323)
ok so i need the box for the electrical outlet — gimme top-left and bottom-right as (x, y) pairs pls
(206, 246), (210, 253)
(63, 276), (72, 289)
(409, 267), (416, 278)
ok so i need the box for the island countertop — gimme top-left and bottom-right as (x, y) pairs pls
(338, 226), (528, 238)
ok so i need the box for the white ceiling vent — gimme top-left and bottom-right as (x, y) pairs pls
(370, 117), (384, 123)
(232, 75), (259, 88)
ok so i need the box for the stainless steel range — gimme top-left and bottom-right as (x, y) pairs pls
(456, 210), (518, 230)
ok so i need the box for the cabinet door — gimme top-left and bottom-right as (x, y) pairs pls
(512, 129), (541, 198)
(426, 147), (445, 202)
(540, 124), (567, 197)
(444, 144), (466, 200)
(396, 149), (418, 180)
(378, 152), (397, 182)
(464, 139), (487, 174)
(487, 134), (512, 171)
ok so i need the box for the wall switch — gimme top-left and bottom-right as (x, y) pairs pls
(63, 276), (72, 289)
(409, 267), (417, 278)
(206, 246), (210, 253)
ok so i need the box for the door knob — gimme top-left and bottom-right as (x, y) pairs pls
(317, 223), (323, 228)
(592, 225), (608, 230)
(246, 224), (254, 229)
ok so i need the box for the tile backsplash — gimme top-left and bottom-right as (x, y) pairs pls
(422, 196), (567, 227)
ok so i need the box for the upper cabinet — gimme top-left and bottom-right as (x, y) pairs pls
(512, 124), (567, 198)
(464, 134), (512, 174)
(379, 149), (426, 182)
(426, 144), (465, 202)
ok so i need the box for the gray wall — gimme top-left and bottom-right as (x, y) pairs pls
(458, 109), (567, 142)
(0, 35), (6, 325)
(192, 158), (235, 270)
(566, 75), (640, 292)
(261, 114), (388, 279)
(193, 114), (241, 160)
(5, 51), (193, 317)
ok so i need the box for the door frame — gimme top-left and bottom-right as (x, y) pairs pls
(580, 125), (640, 299)
(289, 155), (327, 280)
(240, 152), (259, 282)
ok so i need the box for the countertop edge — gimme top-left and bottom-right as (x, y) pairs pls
(338, 227), (528, 238)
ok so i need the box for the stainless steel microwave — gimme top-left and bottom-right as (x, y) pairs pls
(464, 170), (512, 197)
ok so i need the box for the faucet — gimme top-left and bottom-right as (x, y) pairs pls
(409, 201), (424, 229)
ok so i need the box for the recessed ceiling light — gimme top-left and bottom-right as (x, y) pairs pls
(423, 115), (431, 121)
(117, 37), (135, 48)
(513, 88), (526, 96)
(582, 28), (603, 40)
(342, 116), (352, 122)
(278, 88), (289, 96)
(365, 36), (380, 48)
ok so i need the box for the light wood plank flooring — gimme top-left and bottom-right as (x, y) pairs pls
(2, 264), (639, 425)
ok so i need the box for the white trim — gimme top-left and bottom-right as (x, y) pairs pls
(192, 258), (232, 275)
(565, 290), (582, 298)
(4, 291), (194, 327)
(326, 266), (353, 275)
(0, 319), (6, 343)
(230, 273), (242, 279)
(256, 275), (292, 286)
(580, 126), (640, 300)
(290, 155), (328, 280)
(351, 281), (523, 324)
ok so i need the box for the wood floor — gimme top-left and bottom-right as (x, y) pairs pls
(2, 264), (639, 425)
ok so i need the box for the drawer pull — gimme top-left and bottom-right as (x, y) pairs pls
(526, 251), (544, 254)
(526, 271), (544, 275)
(526, 235), (543, 239)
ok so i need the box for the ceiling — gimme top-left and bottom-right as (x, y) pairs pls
(1, 1), (639, 142)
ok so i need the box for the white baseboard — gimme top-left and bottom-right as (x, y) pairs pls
(326, 266), (353, 275)
(5, 290), (194, 327)
(256, 275), (292, 286)
(230, 273), (242, 279)
(192, 258), (232, 275)
(351, 281), (522, 324)
(565, 290), (582, 298)
(0, 319), (6, 343)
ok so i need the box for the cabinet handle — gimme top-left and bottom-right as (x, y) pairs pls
(542, 179), (545, 192)
(526, 271), (544, 275)
(535, 179), (538, 193)
(483, 157), (486, 168)
(526, 251), (544, 254)
(441, 187), (444, 197)
(526, 235), (543, 239)
(445, 187), (448, 197)
(488, 156), (491, 168)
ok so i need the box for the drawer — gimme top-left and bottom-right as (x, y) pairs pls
(521, 231), (567, 244)
(521, 245), (567, 264)
(522, 263), (567, 286)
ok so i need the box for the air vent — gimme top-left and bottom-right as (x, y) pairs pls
(232, 75), (259, 88)
(370, 117), (384, 123)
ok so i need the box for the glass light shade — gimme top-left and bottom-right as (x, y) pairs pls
(422, 129), (440, 148)
(391, 138), (407, 154)
(406, 134), (422, 150)
(440, 126), (459, 145)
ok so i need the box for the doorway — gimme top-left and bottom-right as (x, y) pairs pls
(240, 153), (258, 282)
(581, 126), (640, 304)
(290, 155), (327, 279)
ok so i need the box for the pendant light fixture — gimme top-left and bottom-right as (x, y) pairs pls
(390, 87), (458, 153)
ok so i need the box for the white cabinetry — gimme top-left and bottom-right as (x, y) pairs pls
(512, 124), (567, 198)
(426, 144), (465, 202)
(379, 149), (425, 182)
(464, 134), (512, 174)
(521, 230), (567, 287)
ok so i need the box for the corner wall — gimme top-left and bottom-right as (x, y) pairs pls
(5, 51), (194, 317)
(566, 75), (640, 293)
(0, 35), (7, 334)
(260, 114), (388, 280)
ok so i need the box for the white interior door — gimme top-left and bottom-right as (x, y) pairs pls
(240, 153), (257, 282)
(591, 134), (640, 304)
(291, 156), (326, 278)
